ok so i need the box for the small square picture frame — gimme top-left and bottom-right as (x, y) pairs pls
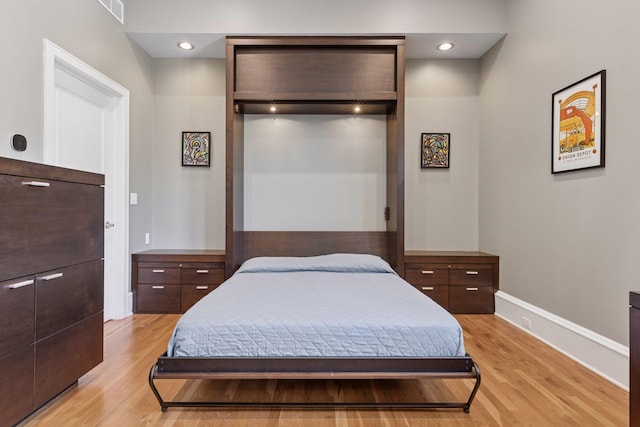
(182, 131), (211, 167)
(421, 132), (450, 168)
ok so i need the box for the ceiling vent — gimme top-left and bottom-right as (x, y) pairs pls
(97, 0), (124, 24)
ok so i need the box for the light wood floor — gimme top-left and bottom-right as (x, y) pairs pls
(21, 314), (628, 426)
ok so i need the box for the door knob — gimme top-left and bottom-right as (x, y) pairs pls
(105, 221), (115, 229)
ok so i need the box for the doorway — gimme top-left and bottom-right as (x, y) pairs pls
(43, 40), (131, 320)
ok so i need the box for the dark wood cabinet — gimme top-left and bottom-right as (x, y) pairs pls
(0, 276), (35, 358)
(404, 251), (499, 314)
(631, 292), (640, 427)
(0, 346), (34, 426)
(226, 37), (406, 275)
(0, 157), (104, 427)
(132, 250), (225, 313)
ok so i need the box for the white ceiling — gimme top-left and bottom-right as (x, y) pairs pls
(124, 0), (507, 60)
(128, 32), (505, 59)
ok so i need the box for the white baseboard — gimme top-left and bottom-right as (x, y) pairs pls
(495, 291), (629, 390)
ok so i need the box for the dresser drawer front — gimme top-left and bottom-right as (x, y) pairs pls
(0, 174), (103, 282)
(0, 276), (35, 358)
(36, 260), (104, 340)
(138, 267), (181, 284)
(414, 284), (449, 310)
(449, 286), (494, 314)
(405, 268), (449, 285)
(137, 284), (181, 313)
(450, 267), (494, 287)
(35, 313), (103, 408)
(181, 284), (219, 312)
(181, 267), (224, 285)
(0, 345), (34, 427)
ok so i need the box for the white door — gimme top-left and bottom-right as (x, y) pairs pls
(44, 40), (131, 320)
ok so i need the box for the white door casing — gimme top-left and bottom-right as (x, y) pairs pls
(43, 39), (131, 320)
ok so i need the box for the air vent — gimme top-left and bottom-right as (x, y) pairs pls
(97, 0), (124, 24)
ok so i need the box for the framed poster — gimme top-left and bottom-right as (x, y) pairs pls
(182, 131), (210, 167)
(421, 132), (450, 168)
(552, 70), (605, 173)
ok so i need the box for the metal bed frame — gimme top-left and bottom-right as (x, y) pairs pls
(149, 354), (481, 412)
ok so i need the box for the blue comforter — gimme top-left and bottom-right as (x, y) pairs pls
(167, 254), (466, 358)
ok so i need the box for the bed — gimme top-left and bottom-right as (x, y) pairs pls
(148, 253), (481, 412)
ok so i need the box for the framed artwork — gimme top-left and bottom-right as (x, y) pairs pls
(421, 133), (450, 168)
(182, 132), (210, 167)
(552, 70), (605, 173)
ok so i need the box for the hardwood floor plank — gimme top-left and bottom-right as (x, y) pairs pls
(19, 313), (628, 426)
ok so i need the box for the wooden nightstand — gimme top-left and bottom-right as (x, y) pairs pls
(132, 250), (225, 313)
(404, 251), (499, 314)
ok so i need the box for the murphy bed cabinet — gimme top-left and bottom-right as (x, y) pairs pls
(405, 251), (499, 314)
(0, 157), (104, 427)
(132, 250), (225, 313)
(225, 36), (406, 275)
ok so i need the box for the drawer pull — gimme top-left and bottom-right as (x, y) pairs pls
(466, 271), (479, 275)
(196, 270), (209, 274)
(421, 270), (434, 274)
(421, 286), (434, 291)
(21, 180), (50, 187)
(152, 285), (165, 289)
(152, 269), (165, 273)
(41, 273), (64, 281)
(466, 287), (479, 291)
(8, 279), (34, 289)
(196, 286), (209, 290)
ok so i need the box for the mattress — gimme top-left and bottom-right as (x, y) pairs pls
(167, 254), (466, 358)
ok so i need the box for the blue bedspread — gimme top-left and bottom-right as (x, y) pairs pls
(167, 254), (465, 358)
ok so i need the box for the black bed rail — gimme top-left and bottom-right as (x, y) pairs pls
(148, 354), (481, 413)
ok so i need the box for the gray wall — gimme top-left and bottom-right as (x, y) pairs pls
(151, 59), (226, 249)
(0, 0), (154, 253)
(479, 0), (640, 344)
(148, 58), (482, 252)
(405, 59), (480, 250)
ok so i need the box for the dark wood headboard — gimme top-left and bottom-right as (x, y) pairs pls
(235, 231), (393, 268)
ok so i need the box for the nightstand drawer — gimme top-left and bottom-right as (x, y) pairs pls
(181, 267), (224, 285)
(449, 285), (494, 313)
(414, 284), (449, 310)
(450, 267), (493, 287)
(137, 284), (181, 313)
(138, 267), (181, 284)
(405, 268), (449, 285)
(181, 284), (220, 312)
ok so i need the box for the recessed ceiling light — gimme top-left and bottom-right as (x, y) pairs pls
(270, 105), (277, 113)
(178, 41), (194, 50)
(354, 106), (361, 113)
(437, 42), (454, 51)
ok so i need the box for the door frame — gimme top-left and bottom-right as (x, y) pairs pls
(43, 39), (131, 320)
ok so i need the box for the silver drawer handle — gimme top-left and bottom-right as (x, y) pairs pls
(466, 287), (479, 291)
(21, 181), (50, 187)
(41, 273), (63, 281)
(8, 279), (34, 289)
(421, 270), (434, 274)
(421, 286), (434, 291)
(196, 286), (209, 290)
(466, 271), (479, 275)
(152, 269), (165, 273)
(152, 285), (165, 289)
(196, 270), (209, 274)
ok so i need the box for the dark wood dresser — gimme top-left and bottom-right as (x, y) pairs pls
(132, 250), (225, 313)
(404, 251), (499, 314)
(631, 292), (640, 426)
(0, 157), (104, 426)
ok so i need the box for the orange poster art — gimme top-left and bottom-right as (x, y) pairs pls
(552, 71), (605, 173)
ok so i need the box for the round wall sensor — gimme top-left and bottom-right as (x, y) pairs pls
(12, 134), (27, 151)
